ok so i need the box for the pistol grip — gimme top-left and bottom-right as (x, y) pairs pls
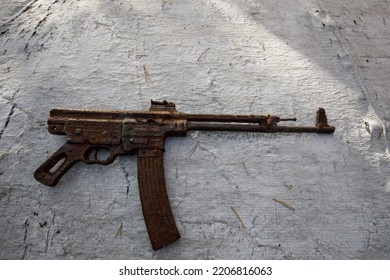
(137, 149), (181, 250)
(34, 142), (81, 186)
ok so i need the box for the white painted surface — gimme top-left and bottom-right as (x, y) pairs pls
(0, 0), (389, 259)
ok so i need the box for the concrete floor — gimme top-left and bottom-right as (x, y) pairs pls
(0, 0), (389, 259)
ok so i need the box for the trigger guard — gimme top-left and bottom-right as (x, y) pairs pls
(83, 146), (114, 165)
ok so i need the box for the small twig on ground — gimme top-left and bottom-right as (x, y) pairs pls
(143, 65), (151, 82)
(242, 162), (249, 176)
(231, 207), (247, 229)
(197, 47), (210, 61)
(115, 223), (123, 238)
(283, 182), (293, 190)
(272, 198), (295, 211)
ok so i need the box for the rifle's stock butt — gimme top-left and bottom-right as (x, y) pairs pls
(137, 149), (181, 250)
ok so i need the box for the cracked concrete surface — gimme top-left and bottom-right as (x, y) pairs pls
(0, 0), (389, 259)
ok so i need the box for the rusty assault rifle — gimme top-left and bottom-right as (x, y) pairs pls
(34, 100), (335, 250)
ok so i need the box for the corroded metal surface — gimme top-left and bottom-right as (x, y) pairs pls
(34, 100), (335, 250)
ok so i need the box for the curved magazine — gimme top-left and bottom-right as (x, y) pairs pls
(137, 148), (181, 250)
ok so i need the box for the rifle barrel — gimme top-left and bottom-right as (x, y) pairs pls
(187, 122), (319, 133)
(187, 114), (296, 123)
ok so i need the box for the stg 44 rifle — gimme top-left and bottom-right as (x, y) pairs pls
(34, 100), (335, 250)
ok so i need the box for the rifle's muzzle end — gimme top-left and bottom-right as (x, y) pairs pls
(316, 108), (335, 134)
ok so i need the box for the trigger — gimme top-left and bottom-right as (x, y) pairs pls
(85, 147), (111, 162)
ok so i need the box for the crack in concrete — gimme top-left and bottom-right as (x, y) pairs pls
(0, 104), (15, 140)
(44, 228), (51, 256)
(0, 89), (19, 140)
(28, 11), (53, 40)
(119, 161), (132, 203)
(0, 0), (39, 28)
(3, 0), (61, 59)
(21, 218), (29, 260)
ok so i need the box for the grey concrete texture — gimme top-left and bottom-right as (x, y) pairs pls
(0, 0), (389, 259)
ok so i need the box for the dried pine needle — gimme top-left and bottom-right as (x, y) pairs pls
(273, 198), (295, 211)
(231, 206), (247, 229)
(242, 162), (249, 176)
(283, 182), (293, 190)
(143, 65), (151, 82)
(115, 223), (123, 238)
(197, 47), (210, 61)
